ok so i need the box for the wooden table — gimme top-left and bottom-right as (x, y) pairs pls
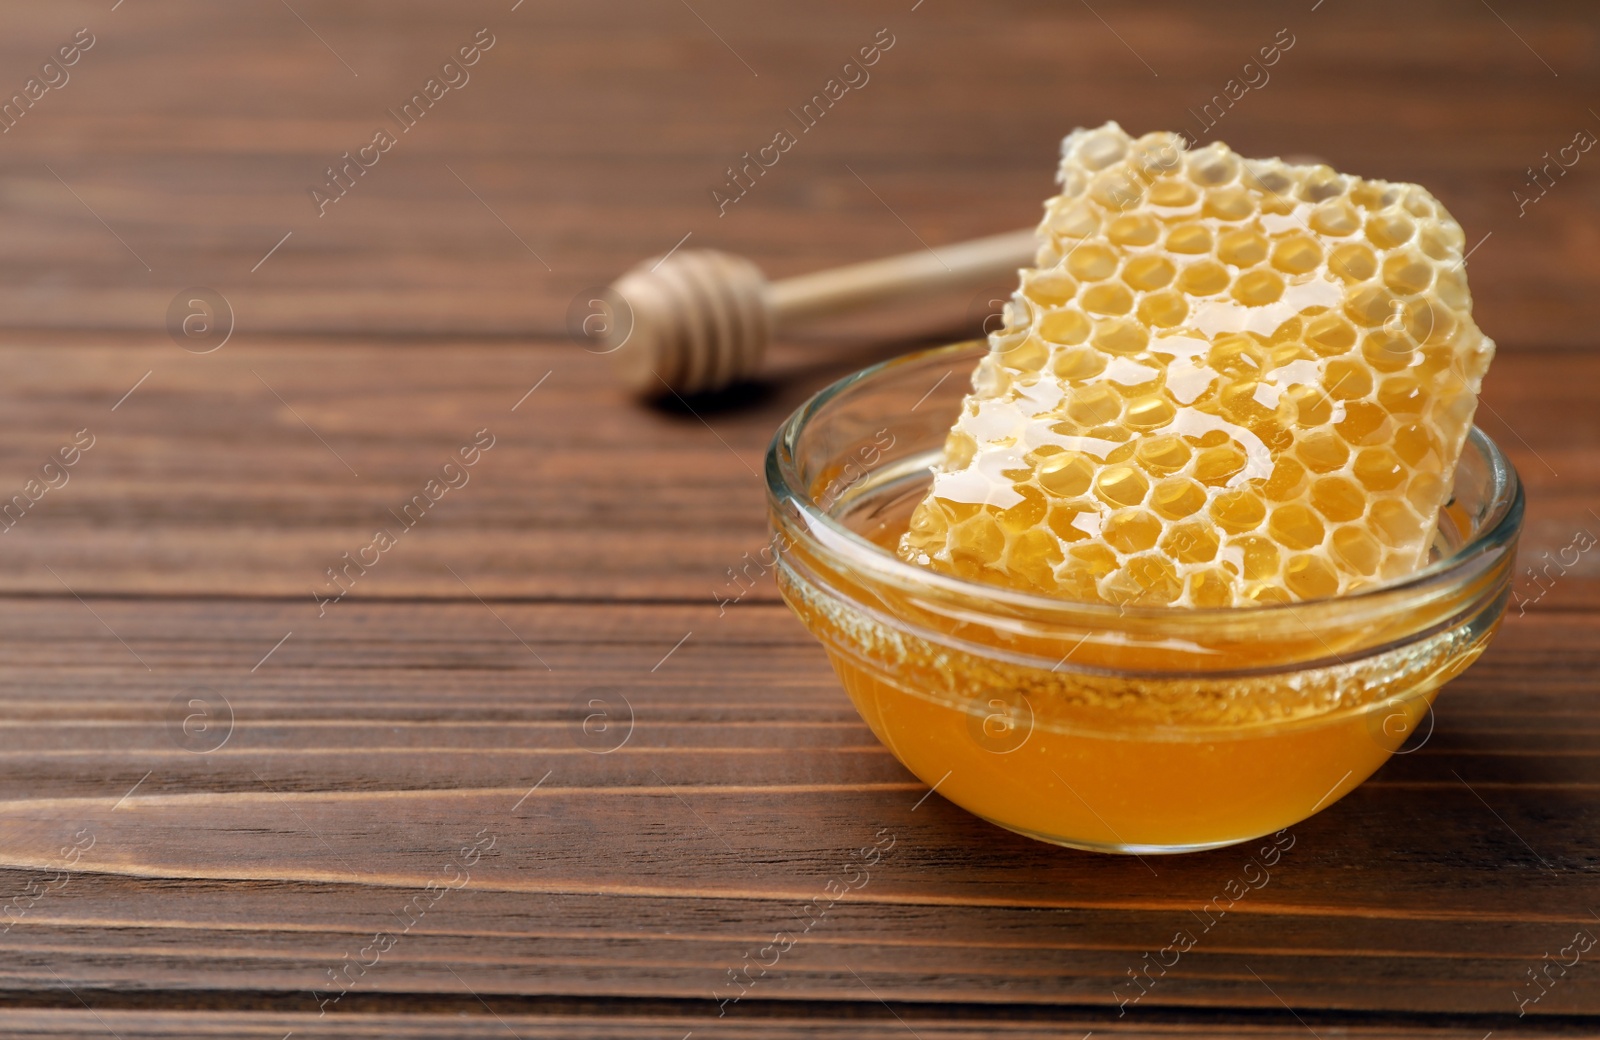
(0, 1), (1596, 1035)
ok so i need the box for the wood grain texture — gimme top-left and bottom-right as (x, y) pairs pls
(1, 1011), (1589, 1040)
(0, 0), (1595, 345)
(1, 0), (1598, 1034)
(0, 600), (1597, 1028)
(0, 339), (1592, 608)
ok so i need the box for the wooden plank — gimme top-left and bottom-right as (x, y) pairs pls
(0, 1), (1592, 343)
(0, 599), (1594, 1018)
(0, 1009), (1571, 1040)
(0, 340), (1592, 609)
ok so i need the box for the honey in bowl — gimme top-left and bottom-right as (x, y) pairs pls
(767, 125), (1517, 853)
(770, 344), (1517, 852)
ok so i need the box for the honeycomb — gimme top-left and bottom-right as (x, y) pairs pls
(899, 122), (1495, 608)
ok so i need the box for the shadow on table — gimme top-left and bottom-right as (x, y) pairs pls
(647, 329), (970, 420)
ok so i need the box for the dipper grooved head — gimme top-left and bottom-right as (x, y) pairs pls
(605, 250), (772, 397)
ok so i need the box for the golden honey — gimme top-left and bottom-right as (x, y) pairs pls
(784, 515), (1493, 851)
(767, 343), (1519, 853)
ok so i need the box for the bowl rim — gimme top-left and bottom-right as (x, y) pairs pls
(765, 340), (1524, 622)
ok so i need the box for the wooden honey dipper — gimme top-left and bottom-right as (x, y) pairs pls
(598, 228), (1038, 397)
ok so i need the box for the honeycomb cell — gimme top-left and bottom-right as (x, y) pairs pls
(1212, 489), (1266, 533)
(1311, 200), (1361, 236)
(1376, 374), (1427, 416)
(1369, 498), (1423, 547)
(1382, 252), (1434, 295)
(1068, 243), (1119, 280)
(1329, 242), (1378, 282)
(1203, 186), (1256, 221)
(1104, 509), (1162, 553)
(1108, 212), (1161, 247)
(1271, 234), (1323, 274)
(1393, 422), (1439, 467)
(1093, 320), (1150, 355)
(1125, 394), (1176, 431)
(1162, 519), (1220, 563)
(1353, 447), (1407, 491)
(1082, 282), (1135, 316)
(1229, 534), (1281, 581)
(1268, 503), (1326, 551)
(1361, 330), (1415, 372)
(1331, 525), (1382, 575)
(1233, 269), (1285, 306)
(1122, 255), (1177, 292)
(1048, 202), (1099, 239)
(998, 334), (1049, 373)
(1296, 429), (1349, 472)
(1218, 229), (1269, 267)
(1023, 269), (1079, 306)
(1076, 130), (1127, 169)
(1249, 163), (1294, 196)
(1091, 170), (1145, 210)
(1335, 400), (1390, 445)
(1435, 267), (1470, 309)
(1418, 225), (1456, 262)
(1115, 553), (1184, 604)
(1179, 261), (1231, 296)
(959, 514), (1004, 558)
(1095, 465), (1150, 508)
(1008, 528), (1062, 589)
(1151, 477), (1207, 520)
(1047, 503), (1094, 542)
(1390, 299), (1434, 345)
(1306, 313), (1358, 357)
(1165, 223), (1213, 254)
(1136, 435), (1192, 475)
(1324, 358), (1374, 400)
(1366, 211), (1416, 249)
(1038, 452), (1096, 496)
(1284, 553), (1340, 599)
(899, 122), (1495, 606)
(1350, 182), (1389, 209)
(999, 485), (1048, 532)
(1187, 148), (1240, 186)
(1193, 444), (1248, 486)
(1187, 567), (1233, 607)
(1070, 540), (1118, 575)
(1051, 346), (1106, 381)
(1209, 335), (1264, 378)
(1310, 475), (1366, 523)
(1137, 291), (1189, 327)
(1407, 471), (1445, 515)
(1298, 167), (1346, 202)
(1038, 307), (1092, 345)
(1262, 457), (1308, 502)
(1148, 178), (1198, 208)
(1346, 285), (1402, 328)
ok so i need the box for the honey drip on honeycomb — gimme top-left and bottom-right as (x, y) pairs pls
(899, 123), (1495, 607)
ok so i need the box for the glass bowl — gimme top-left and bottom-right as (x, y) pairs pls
(766, 341), (1522, 854)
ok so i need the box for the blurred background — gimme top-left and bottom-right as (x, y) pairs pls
(4, 0), (1595, 341)
(0, 0), (1592, 603)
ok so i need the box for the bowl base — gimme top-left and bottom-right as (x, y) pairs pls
(981, 816), (1262, 856)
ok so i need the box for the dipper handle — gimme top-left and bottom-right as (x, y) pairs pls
(603, 228), (1037, 397)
